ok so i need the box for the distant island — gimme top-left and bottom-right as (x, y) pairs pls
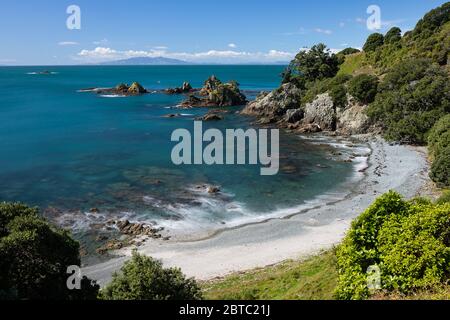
(99, 56), (189, 66)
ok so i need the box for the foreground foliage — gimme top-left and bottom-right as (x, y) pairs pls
(335, 192), (450, 300)
(0, 202), (99, 300)
(101, 251), (203, 300)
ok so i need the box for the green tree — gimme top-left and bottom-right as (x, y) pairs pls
(363, 33), (385, 52)
(0, 202), (99, 300)
(385, 27), (402, 44)
(101, 251), (203, 300)
(284, 43), (341, 84)
(338, 48), (361, 56)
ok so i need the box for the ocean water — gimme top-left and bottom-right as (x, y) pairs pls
(0, 65), (368, 238)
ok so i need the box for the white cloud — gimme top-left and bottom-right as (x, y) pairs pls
(314, 28), (333, 35)
(58, 41), (79, 46)
(93, 39), (108, 45)
(75, 47), (295, 63)
(228, 43), (237, 48)
(153, 46), (168, 50)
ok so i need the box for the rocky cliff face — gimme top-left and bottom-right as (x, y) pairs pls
(241, 83), (303, 123)
(242, 85), (370, 135)
(336, 96), (370, 135)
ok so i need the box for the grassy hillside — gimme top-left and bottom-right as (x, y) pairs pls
(202, 250), (338, 300)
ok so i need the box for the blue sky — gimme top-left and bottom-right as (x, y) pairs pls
(0, 0), (447, 65)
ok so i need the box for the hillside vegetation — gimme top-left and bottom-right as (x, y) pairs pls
(282, 2), (449, 187)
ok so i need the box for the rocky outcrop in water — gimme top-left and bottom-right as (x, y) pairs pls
(165, 81), (194, 94)
(179, 76), (247, 108)
(96, 82), (148, 95)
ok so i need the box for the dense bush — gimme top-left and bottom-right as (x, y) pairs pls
(0, 202), (99, 300)
(347, 74), (379, 104)
(363, 33), (385, 52)
(283, 43), (341, 84)
(437, 190), (450, 204)
(378, 203), (450, 291)
(338, 48), (361, 56)
(101, 251), (203, 300)
(414, 2), (450, 36)
(430, 147), (450, 188)
(428, 114), (450, 160)
(335, 192), (450, 300)
(385, 27), (402, 44)
(367, 58), (450, 144)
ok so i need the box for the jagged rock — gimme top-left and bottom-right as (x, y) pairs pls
(285, 109), (304, 123)
(207, 186), (221, 194)
(95, 82), (147, 96)
(241, 83), (303, 120)
(297, 123), (322, 133)
(165, 81), (194, 94)
(127, 82), (146, 94)
(200, 75), (222, 96)
(302, 93), (336, 131)
(197, 113), (224, 121)
(180, 76), (247, 108)
(336, 96), (370, 135)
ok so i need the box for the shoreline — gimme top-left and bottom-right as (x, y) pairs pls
(84, 136), (433, 286)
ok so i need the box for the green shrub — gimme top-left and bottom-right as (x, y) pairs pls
(101, 251), (203, 300)
(428, 114), (450, 160)
(338, 48), (361, 56)
(378, 203), (450, 292)
(430, 146), (450, 187)
(363, 33), (385, 52)
(437, 191), (450, 204)
(385, 27), (402, 44)
(330, 84), (348, 109)
(335, 192), (450, 300)
(0, 202), (99, 300)
(335, 192), (410, 300)
(347, 74), (379, 104)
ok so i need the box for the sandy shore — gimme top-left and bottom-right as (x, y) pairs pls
(84, 136), (433, 286)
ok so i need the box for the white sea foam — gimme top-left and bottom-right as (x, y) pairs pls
(99, 94), (127, 98)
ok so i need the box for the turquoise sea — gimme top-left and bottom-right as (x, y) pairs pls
(0, 65), (367, 239)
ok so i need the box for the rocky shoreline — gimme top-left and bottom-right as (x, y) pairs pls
(241, 83), (379, 136)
